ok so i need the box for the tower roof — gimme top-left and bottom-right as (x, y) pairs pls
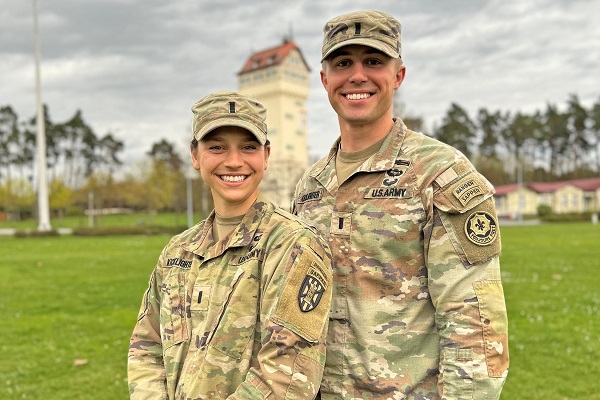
(238, 39), (311, 75)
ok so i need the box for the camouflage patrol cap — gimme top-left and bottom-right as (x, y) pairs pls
(321, 10), (401, 62)
(191, 91), (267, 145)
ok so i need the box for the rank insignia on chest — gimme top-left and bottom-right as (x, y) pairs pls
(298, 262), (328, 312)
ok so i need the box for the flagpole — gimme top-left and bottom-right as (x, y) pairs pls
(33, 0), (52, 231)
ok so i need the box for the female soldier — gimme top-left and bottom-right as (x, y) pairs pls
(128, 91), (332, 400)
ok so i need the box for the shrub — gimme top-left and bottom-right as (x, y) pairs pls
(14, 229), (60, 238)
(537, 204), (553, 217)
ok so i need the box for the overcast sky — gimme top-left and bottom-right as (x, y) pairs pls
(2, 0), (598, 167)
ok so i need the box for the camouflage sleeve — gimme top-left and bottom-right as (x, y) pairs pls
(427, 169), (509, 400)
(127, 263), (167, 399)
(229, 230), (332, 400)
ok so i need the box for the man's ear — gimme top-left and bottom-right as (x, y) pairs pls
(320, 69), (328, 88)
(394, 64), (406, 90)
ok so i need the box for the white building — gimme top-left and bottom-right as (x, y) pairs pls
(238, 39), (311, 209)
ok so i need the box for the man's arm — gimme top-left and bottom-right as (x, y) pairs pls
(428, 177), (509, 399)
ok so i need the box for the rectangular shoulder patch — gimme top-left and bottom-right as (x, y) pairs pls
(447, 173), (490, 207)
(451, 176), (486, 207)
(440, 198), (501, 265)
(271, 245), (332, 343)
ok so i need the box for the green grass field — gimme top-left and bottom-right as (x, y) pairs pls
(1, 222), (599, 399)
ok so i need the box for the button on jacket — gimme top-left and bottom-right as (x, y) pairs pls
(128, 200), (333, 399)
(292, 119), (509, 400)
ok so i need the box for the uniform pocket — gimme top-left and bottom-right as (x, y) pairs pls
(207, 268), (259, 360)
(473, 280), (509, 377)
(440, 348), (474, 400)
(160, 268), (189, 350)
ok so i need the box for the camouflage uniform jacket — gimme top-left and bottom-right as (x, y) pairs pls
(128, 200), (333, 399)
(292, 119), (509, 400)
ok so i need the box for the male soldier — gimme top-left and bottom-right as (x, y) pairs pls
(293, 10), (509, 400)
(128, 91), (332, 399)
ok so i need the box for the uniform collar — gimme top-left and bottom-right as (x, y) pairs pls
(309, 118), (408, 190)
(181, 197), (272, 260)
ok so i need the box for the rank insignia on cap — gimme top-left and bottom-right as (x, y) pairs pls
(465, 211), (498, 246)
(298, 262), (328, 312)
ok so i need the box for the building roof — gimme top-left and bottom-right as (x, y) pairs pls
(495, 177), (600, 195)
(238, 39), (310, 75)
(569, 177), (600, 191)
(494, 184), (519, 196)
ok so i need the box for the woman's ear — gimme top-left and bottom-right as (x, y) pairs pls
(190, 143), (201, 170)
(264, 144), (271, 170)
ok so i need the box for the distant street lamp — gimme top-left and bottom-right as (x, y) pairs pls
(33, 0), (51, 231)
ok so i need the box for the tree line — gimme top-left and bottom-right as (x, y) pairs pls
(1, 94), (599, 220)
(429, 94), (599, 184)
(0, 104), (211, 221)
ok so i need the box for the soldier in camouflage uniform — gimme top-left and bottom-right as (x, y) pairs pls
(292, 10), (509, 400)
(128, 91), (333, 399)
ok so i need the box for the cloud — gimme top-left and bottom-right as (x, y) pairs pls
(1, 0), (598, 166)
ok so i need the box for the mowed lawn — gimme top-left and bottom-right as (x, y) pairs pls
(0, 222), (599, 399)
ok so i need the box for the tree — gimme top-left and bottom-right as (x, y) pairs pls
(434, 103), (477, 158)
(97, 132), (124, 176)
(590, 96), (600, 172)
(147, 139), (184, 171)
(565, 94), (592, 177)
(0, 178), (35, 220)
(0, 106), (19, 182)
(55, 109), (99, 187)
(477, 108), (509, 159)
(539, 104), (569, 178)
(49, 178), (74, 219)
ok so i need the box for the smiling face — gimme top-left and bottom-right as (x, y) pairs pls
(321, 44), (405, 136)
(191, 126), (270, 217)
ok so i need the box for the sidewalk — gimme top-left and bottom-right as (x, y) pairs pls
(0, 228), (73, 236)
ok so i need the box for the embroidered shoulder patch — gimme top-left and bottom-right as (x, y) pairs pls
(465, 211), (498, 246)
(272, 244), (332, 342)
(452, 177), (486, 207)
(438, 198), (502, 265)
(298, 263), (328, 312)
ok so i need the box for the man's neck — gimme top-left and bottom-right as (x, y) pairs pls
(338, 117), (394, 153)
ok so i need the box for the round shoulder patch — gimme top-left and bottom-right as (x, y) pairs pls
(464, 211), (498, 246)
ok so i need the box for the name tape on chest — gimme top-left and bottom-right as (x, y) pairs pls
(166, 257), (193, 269)
(296, 190), (323, 204)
